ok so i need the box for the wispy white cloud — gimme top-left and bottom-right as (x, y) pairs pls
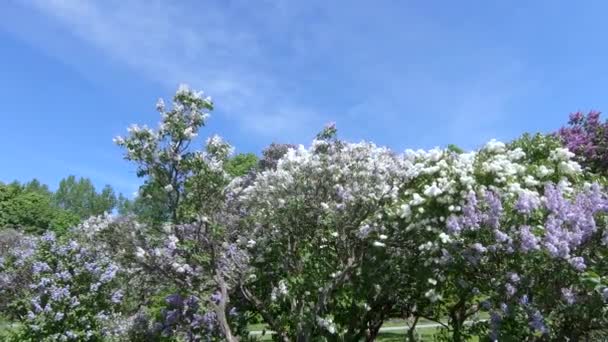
(9, 0), (533, 149)
(20, 0), (325, 138)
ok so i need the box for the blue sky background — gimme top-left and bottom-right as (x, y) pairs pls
(1, 0), (608, 196)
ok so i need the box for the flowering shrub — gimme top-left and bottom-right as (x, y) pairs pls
(557, 111), (608, 175)
(4, 87), (608, 341)
(231, 126), (406, 340)
(3, 232), (125, 341)
(0, 229), (37, 317)
(381, 133), (608, 340)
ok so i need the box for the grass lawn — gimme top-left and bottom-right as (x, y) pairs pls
(250, 316), (487, 341)
(251, 323), (482, 341)
(1, 316), (482, 341)
(253, 329), (440, 341)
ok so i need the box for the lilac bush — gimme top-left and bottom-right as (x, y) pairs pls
(231, 125), (407, 340)
(557, 111), (608, 174)
(5, 87), (608, 341)
(4, 232), (125, 341)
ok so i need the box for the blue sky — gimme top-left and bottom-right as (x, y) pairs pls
(1, 0), (608, 196)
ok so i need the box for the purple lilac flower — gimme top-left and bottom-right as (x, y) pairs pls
(111, 290), (124, 304)
(446, 215), (461, 234)
(191, 314), (203, 329)
(184, 295), (200, 312)
(462, 191), (481, 230)
(544, 185), (567, 217)
(519, 226), (540, 252)
(500, 302), (508, 314)
(165, 309), (180, 325)
(471, 243), (487, 253)
(515, 192), (539, 214)
(31, 297), (43, 313)
(543, 217), (570, 258)
(166, 294), (183, 308)
(484, 190), (503, 229)
(507, 272), (520, 283)
(494, 229), (510, 244)
(41, 231), (56, 243)
(557, 111), (608, 172)
(84, 262), (100, 274)
(50, 286), (70, 301)
(202, 312), (217, 331)
(505, 283), (516, 297)
(561, 288), (576, 305)
(32, 261), (51, 274)
(568, 256), (586, 271)
(519, 294), (529, 306)
(99, 264), (118, 283)
(210, 291), (222, 304)
(57, 271), (72, 281)
(529, 310), (547, 334)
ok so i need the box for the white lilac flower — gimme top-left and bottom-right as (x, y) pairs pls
(156, 98), (165, 112)
(112, 136), (125, 145)
(183, 126), (196, 138)
(399, 204), (412, 218)
(423, 183), (443, 197)
(135, 247), (147, 259)
(484, 139), (506, 153)
(558, 160), (582, 175)
(425, 289), (442, 302)
(411, 193), (425, 206)
(550, 147), (575, 162)
(536, 165), (553, 178)
(439, 233), (451, 244)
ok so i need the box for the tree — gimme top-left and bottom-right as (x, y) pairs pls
(0, 181), (79, 234)
(258, 142), (296, 171)
(232, 125), (405, 341)
(22, 179), (52, 197)
(224, 153), (258, 177)
(115, 84), (241, 341)
(53, 176), (117, 219)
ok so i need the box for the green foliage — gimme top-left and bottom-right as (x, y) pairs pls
(0, 176), (114, 235)
(508, 132), (563, 163)
(54, 176), (117, 219)
(224, 153), (258, 177)
(447, 144), (464, 154)
(0, 184), (78, 234)
(22, 179), (52, 197)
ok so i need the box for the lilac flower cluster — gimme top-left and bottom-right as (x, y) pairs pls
(153, 293), (224, 342)
(557, 111), (608, 173)
(6, 232), (124, 340)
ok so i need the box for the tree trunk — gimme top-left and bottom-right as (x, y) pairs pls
(296, 327), (311, 342)
(215, 272), (238, 342)
(450, 311), (463, 342)
(365, 324), (381, 342)
(406, 316), (419, 342)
